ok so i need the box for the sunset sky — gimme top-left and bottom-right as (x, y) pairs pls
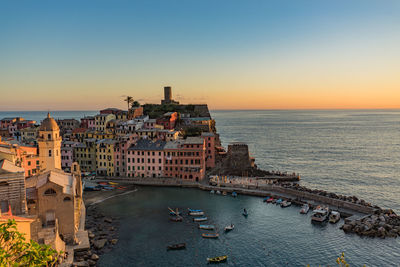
(1, 0), (399, 110)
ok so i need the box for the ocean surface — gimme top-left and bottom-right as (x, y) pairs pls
(2, 109), (400, 265)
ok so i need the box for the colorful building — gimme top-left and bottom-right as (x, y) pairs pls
(202, 132), (216, 169)
(156, 112), (178, 130)
(95, 114), (116, 132)
(127, 139), (166, 178)
(96, 139), (116, 177)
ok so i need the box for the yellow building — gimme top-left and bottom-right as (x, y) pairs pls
(96, 139), (116, 177)
(95, 114), (116, 133)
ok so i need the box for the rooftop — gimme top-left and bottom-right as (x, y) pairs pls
(184, 137), (204, 145)
(128, 139), (166, 151)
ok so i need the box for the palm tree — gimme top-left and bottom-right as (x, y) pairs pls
(124, 96), (133, 111)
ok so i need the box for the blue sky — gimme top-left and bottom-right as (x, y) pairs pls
(1, 0), (399, 110)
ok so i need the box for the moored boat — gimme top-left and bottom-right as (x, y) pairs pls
(170, 216), (183, 222)
(243, 208), (248, 217)
(300, 204), (310, 214)
(224, 224), (234, 232)
(207, 255), (227, 263)
(275, 198), (283, 205)
(222, 191), (227, 196)
(167, 243), (186, 250)
(266, 197), (274, 203)
(210, 190), (215, 194)
(188, 208), (202, 213)
(189, 211), (204, 216)
(232, 192), (238, 197)
(168, 207), (182, 216)
(202, 233), (219, 238)
(216, 190), (221, 195)
(280, 200), (292, 208)
(329, 211), (341, 223)
(311, 206), (329, 222)
(199, 224), (215, 230)
(193, 217), (207, 222)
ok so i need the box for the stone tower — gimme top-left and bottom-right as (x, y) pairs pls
(164, 86), (172, 102)
(38, 113), (62, 171)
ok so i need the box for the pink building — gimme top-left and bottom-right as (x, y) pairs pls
(80, 116), (96, 130)
(143, 119), (157, 129)
(164, 137), (206, 182)
(114, 134), (137, 177)
(61, 141), (77, 172)
(126, 139), (166, 178)
(202, 132), (216, 169)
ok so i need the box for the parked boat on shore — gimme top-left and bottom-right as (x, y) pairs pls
(193, 217), (207, 222)
(199, 224), (215, 230)
(300, 204), (310, 214)
(207, 255), (227, 263)
(329, 211), (341, 223)
(202, 233), (219, 238)
(167, 243), (186, 250)
(311, 206), (329, 222)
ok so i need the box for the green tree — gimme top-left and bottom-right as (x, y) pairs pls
(124, 96), (133, 111)
(0, 219), (60, 266)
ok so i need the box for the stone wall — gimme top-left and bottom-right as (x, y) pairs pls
(0, 172), (26, 215)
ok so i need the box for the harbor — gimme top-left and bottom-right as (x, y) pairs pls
(88, 186), (400, 267)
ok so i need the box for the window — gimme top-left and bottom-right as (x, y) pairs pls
(48, 150), (52, 157)
(44, 188), (56, 196)
(63, 197), (72, 202)
(48, 134), (51, 139)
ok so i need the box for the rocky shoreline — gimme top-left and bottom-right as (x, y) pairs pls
(73, 205), (120, 267)
(341, 209), (400, 238)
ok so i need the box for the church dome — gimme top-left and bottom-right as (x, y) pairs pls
(40, 113), (59, 131)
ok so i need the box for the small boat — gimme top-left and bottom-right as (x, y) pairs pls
(243, 209), (248, 217)
(168, 207), (181, 216)
(167, 243), (186, 250)
(216, 190), (221, 195)
(103, 186), (114, 190)
(224, 224), (234, 232)
(189, 211), (205, 216)
(207, 255), (227, 263)
(193, 217), (207, 222)
(202, 233), (219, 238)
(275, 198), (283, 205)
(266, 197), (274, 203)
(280, 201), (292, 208)
(108, 182), (119, 185)
(263, 196), (269, 202)
(300, 204), (310, 214)
(232, 192), (238, 197)
(311, 206), (329, 222)
(222, 191), (227, 196)
(170, 216), (183, 222)
(199, 224), (215, 230)
(210, 190), (215, 194)
(188, 208), (202, 213)
(98, 182), (108, 185)
(329, 211), (341, 224)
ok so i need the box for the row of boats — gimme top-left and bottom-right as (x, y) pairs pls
(210, 190), (238, 197)
(167, 207), (231, 263)
(263, 196), (341, 223)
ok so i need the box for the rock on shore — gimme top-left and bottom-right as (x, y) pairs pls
(73, 205), (120, 266)
(340, 209), (400, 238)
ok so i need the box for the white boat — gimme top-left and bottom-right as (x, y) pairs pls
(280, 201), (292, 208)
(216, 190), (221, 195)
(300, 204), (310, 214)
(222, 191), (227, 196)
(224, 224), (234, 232)
(189, 211), (205, 216)
(210, 190), (215, 194)
(193, 217), (207, 222)
(311, 206), (329, 222)
(329, 211), (340, 224)
(199, 224), (215, 230)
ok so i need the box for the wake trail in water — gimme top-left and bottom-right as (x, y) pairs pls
(88, 189), (138, 207)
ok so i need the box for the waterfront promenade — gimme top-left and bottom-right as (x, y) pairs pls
(91, 176), (375, 217)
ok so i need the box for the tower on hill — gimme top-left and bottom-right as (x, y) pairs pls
(161, 86), (179, 105)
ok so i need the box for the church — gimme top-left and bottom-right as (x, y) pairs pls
(23, 113), (84, 249)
